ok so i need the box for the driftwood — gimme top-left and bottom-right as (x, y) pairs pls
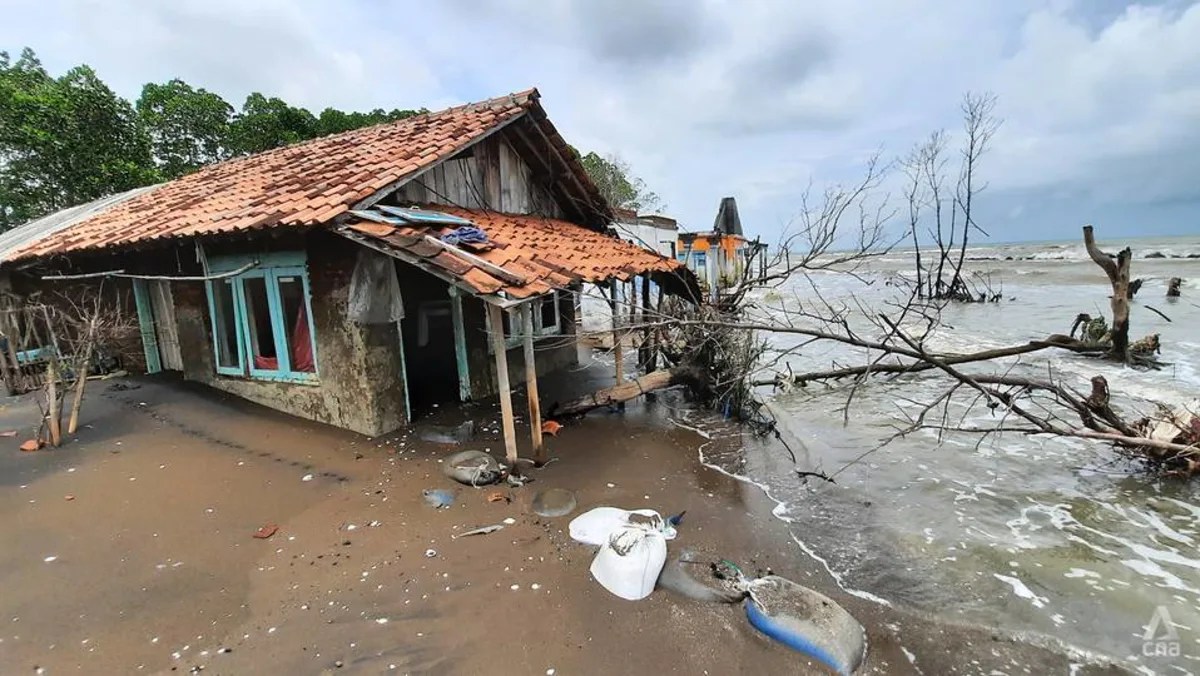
(552, 365), (703, 418)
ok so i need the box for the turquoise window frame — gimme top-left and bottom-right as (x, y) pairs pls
(206, 276), (245, 377)
(204, 252), (319, 383)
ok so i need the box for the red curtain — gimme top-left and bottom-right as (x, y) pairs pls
(252, 303), (314, 372)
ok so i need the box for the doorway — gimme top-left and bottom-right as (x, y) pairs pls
(394, 262), (462, 415)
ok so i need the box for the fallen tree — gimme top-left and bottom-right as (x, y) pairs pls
(562, 98), (1192, 479)
(551, 364), (706, 418)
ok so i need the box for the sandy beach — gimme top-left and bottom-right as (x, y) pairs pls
(0, 360), (1127, 675)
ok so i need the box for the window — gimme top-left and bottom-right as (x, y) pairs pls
(417, 301), (452, 347)
(204, 251), (318, 382)
(485, 291), (562, 352)
(537, 293), (561, 335)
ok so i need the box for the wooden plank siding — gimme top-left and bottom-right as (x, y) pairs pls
(393, 134), (562, 219)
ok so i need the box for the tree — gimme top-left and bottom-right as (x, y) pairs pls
(314, 106), (424, 137)
(227, 93), (317, 155)
(579, 151), (661, 213)
(902, 92), (1000, 302)
(0, 49), (156, 229)
(136, 79), (234, 179)
(0, 48), (55, 228)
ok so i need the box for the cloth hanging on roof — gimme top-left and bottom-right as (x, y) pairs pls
(348, 248), (405, 324)
(440, 226), (489, 246)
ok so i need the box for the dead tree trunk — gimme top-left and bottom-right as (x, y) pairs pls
(45, 357), (62, 447)
(66, 342), (92, 435)
(1082, 225), (1131, 362)
(551, 365), (704, 418)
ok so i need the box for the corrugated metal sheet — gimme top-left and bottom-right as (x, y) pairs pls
(0, 185), (161, 263)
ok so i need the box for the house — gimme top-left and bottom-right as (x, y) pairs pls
(579, 207), (680, 339)
(611, 207), (678, 259)
(677, 197), (767, 299)
(0, 89), (690, 459)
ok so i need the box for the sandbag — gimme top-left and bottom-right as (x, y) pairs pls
(569, 507), (676, 546)
(442, 450), (501, 486)
(744, 576), (866, 675)
(657, 548), (747, 603)
(589, 523), (667, 601)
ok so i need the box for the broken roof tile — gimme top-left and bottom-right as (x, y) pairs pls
(342, 205), (684, 299)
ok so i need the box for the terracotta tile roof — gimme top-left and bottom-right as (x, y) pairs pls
(4, 90), (545, 262)
(339, 206), (685, 299)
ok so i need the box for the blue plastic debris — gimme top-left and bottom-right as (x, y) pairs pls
(744, 576), (866, 675)
(422, 489), (456, 509)
(440, 226), (489, 246)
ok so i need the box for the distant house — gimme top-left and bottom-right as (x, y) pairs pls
(677, 197), (767, 299)
(611, 208), (678, 259)
(0, 89), (689, 448)
(579, 208), (680, 338)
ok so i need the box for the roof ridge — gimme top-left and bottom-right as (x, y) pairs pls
(169, 87), (542, 180)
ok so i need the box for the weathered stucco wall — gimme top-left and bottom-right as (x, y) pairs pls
(175, 232), (406, 437)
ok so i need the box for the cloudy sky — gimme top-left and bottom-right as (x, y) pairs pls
(2, 0), (1197, 243)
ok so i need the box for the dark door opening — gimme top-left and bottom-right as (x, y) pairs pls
(395, 261), (462, 416)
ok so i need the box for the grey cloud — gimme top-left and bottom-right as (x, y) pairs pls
(569, 0), (713, 66)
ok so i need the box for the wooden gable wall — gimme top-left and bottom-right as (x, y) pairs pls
(392, 133), (564, 218)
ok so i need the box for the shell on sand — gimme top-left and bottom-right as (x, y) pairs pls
(531, 488), (577, 517)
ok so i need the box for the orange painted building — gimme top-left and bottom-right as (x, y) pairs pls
(676, 197), (767, 298)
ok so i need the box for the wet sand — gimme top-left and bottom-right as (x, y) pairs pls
(0, 366), (1126, 674)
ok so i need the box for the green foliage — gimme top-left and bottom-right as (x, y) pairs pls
(1, 49), (156, 228)
(0, 46), (429, 230)
(579, 151), (661, 213)
(137, 79), (234, 179)
(227, 93), (317, 155)
(314, 106), (425, 137)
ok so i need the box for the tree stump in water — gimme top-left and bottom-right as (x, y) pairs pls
(1167, 277), (1182, 298)
(1083, 225), (1132, 362)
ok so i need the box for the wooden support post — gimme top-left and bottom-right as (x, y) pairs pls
(628, 280), (638, 372)
(609, 280), (624, 383)
(487, 304), (520, 469)
(449, 286), (471, 402)
(638, 275), (652, 371)
(521, 304), (545, 463)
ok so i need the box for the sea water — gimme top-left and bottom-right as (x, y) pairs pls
(696, 235), (1199, 673)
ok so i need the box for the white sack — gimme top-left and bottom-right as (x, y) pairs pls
(589, 523), (668, 601)
(569, 507), (675, 546)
